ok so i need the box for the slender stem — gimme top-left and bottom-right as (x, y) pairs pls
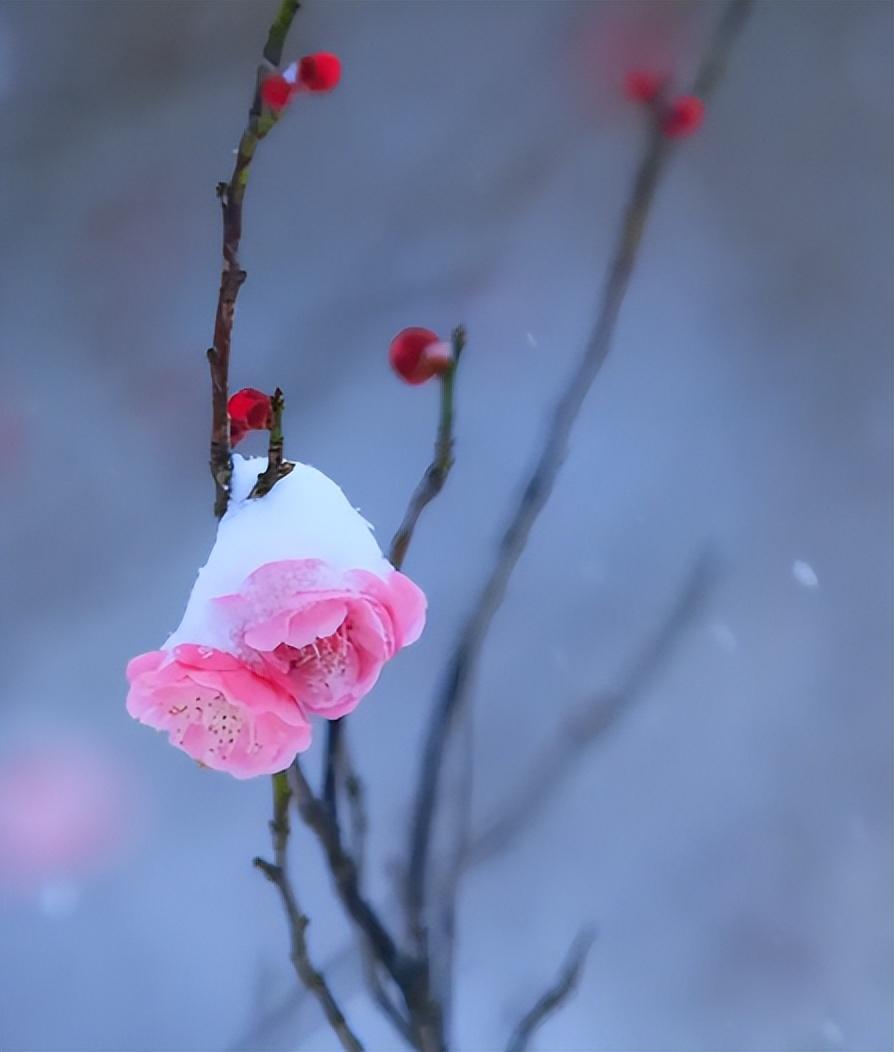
(405, 116), (668, 957)
(232, 551), (716, 1047)
(254, 772), (365, 1052)
(469, 552), (716, 865)
(208, 0), (301, 519)
(504, 928), (596, 1052)
(389, 325), (465, 572)
(404, 0), (754, 954)
(322, 326), (465, 829)
(251, 388), (293, 498)
(287, 763), (411, 990)
(288, 761), (443, 1051)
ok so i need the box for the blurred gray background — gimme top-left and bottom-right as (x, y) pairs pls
(1, 1), (891, 1050)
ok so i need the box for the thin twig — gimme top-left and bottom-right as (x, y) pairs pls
(251, 388), (294, 498)
(208, 0), (301, 518)
(344, 756), (417, 1046)
(389, 325), (467, 571)
(432, 699), (474, 1040)
(504, 928), (596, 1052)
(316, 324), (468, 1040)
(362, 956), (417, 1048)
(288, 762), (444, 1051)
(404, 0), (753, 953)
(254, 772), (365, 1052)
(288, 762), (405, 979)
(469, 551), (716, 865)
(229, 549), (715, 1046)
(322, 326), (466, 814)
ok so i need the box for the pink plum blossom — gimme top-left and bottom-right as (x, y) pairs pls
(126, 456), (427, 777)
(126, 645), (311, 779)
(215, 559), (425, 719)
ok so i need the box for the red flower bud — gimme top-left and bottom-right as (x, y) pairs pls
(624, 70), (665, 104)
(228, 387), (272, 446)
(298, 52), (341, 93)
(661, 95), (705, 138)
(389, 327), (450, 385)
(261, 74), (292, 111)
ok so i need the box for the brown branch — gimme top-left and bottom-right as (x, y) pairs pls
(287, 761), (444, 1051)
(250, 388), (294, 498)
(504, 928), (596, 1052)
(469, 551), (716, 865)
(431, 701), (474, 1039)
(254, 772), (365, 1052)
(342, 755), (416, 1046)
(232, 550), (713, 1046)
(404, 0), (753, 954)
(318, 323), (467, 996)
(208, 0), (301, 519)
(322, 326), (466, 818)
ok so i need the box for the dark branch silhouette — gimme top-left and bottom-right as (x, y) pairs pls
(505, 928), (597, 1052)
(405, 0), (754, 969)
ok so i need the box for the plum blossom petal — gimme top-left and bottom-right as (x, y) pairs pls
(215, 558), (426, 720)
(126, 457), (427, 776)
(126, 647), (310, 778)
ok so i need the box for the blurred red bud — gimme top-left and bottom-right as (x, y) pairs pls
(228, 387), (272, 446)
(661, 95), (705, 138)
(298, 52), (342, 93)
(389, 327), (449, 385)
(624, 70), (665, 104)
(261, 73), (292, 110)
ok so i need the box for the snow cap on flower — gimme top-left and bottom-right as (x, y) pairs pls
(389, 327), (452, 385)
(127, 457), (426, 777)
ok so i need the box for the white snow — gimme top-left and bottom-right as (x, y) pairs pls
(709, 621), (738, 654)
(791, 560), (819, 589)
(166, 456), (391, 649)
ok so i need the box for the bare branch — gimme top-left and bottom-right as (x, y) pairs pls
(470, 551), (717, 865)
(431, 702), (474, 1039)
(263, 0), (301, 66)
(343, 757), (418, 1046)
(209, 0), (301, 518)
(389, 325), (466, 571)
(323, 326), (466, 816)
(404, 0), (753, 955)
(287, 762), (444, 1051)
(505, 928), (596, 1052)
(288, 762), (405, 979)
(250, 388), (294, 498)
(237, 550), (715, 1046)
(693, 0), (754, 98)
(254, 772), (365, 1052)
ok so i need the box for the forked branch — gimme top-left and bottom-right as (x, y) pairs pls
(405, 0), (754, 953)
